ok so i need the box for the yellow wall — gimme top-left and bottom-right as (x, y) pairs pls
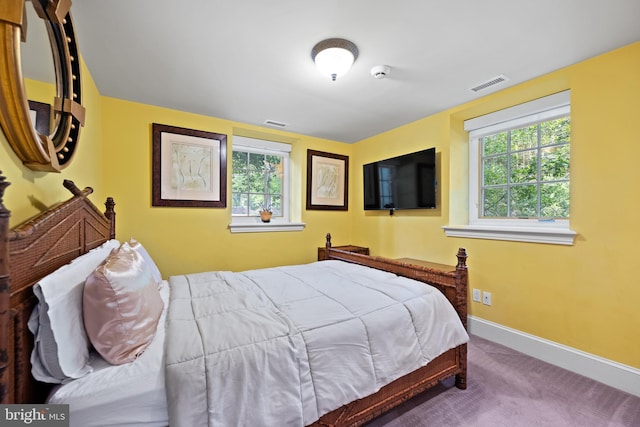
(98, 97), (354, 276)
(3, 39), (639, 371)
(1, 59), (106, 226)
(352, 41), (640, 368)
(2, 63), (354, 276)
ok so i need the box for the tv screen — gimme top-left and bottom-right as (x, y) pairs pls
(363, 147), (436, 211)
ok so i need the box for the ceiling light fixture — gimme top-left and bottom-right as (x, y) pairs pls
(311, 38), (359, 81)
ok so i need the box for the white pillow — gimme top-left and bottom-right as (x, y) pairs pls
(28, 239), (121, 383)
(125, 238), (162, 285)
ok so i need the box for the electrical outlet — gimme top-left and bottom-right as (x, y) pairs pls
(472, 289), (481, 302)
(482, 291), (492, 306)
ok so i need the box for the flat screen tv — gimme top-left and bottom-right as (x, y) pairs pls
(363, 147), (436, 211)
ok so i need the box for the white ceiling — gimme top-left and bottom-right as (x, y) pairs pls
(46, 1), (640, 142)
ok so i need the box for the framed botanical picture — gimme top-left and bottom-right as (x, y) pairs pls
(152, 123), (227, 208)
(306, 149), (348, 210)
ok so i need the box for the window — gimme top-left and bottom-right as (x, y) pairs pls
(444, 91), (577, 245)
(480, 116), (570, 219)
(229, 136), (304, 233)
(232, 139), (287, 219)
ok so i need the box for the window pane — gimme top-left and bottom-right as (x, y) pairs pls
(510, 150), (537, 183)
(232, 151), (248, 170)
(232, 152), (248, 192)
(510, 125), (538, 151)
(266, 155), (283, 193)
(482, 187), (507, 217)
(541, 182), (570, 218)
(250, 195), (265, 215)
(541, 117), (570, 146)
(232, 172), (248, 192)
(483, 155), (508, 185)
(248, 153), (266, 193)
(268, 176), (282, 194)
(483, 132), (507, 155)
(540, 145), (570, 181)
(270, 195), (282, 216)
(232, 193), (248, 215)
(510, 185), (537, 217)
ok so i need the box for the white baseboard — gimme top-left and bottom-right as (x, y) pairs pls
(468, 315), (640, 397)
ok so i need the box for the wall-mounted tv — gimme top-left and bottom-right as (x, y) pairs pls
(363, 147), (436, 211)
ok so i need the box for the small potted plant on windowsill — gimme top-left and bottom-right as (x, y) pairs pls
(259, 205), (272, 223)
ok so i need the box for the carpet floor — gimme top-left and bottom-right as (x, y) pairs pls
(366, 335), (640, 427)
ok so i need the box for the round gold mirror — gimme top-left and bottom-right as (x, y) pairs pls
(0, 0), (85, 172)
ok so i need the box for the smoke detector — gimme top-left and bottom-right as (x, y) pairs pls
(370, 65), (391, 79)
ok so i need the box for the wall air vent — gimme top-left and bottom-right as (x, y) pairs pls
(264, 120), (286, 128)
(470, 74), (510, 93)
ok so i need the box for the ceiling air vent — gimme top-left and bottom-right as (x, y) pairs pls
(470, 74), (510, 93)
(264, 120), (286, 128)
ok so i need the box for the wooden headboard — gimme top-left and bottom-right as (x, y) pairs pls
(0, 175), (116, 403)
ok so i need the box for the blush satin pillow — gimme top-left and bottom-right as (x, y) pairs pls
(83, 243), (164, 365)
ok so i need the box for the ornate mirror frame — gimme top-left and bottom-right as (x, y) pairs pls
(0, 0), (85, 172)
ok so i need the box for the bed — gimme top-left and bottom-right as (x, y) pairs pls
(0, 178), (469, 426)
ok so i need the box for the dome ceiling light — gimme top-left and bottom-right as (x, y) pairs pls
(311, 38), (359, 81)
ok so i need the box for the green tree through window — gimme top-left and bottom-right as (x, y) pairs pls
(232, 147), (285, 217)
(481, 117), (570, 219)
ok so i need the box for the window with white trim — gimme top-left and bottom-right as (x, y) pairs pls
(444, 91), (577, 245)
(478, 111), (570, 220)
(229, 136), (304, 233)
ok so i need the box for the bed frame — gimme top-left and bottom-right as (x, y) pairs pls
(0, 177), (468, 427)
(312, 235), (467, 426)
(0, 178), (115, 404)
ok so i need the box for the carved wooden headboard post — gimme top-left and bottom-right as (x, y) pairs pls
(105, 197), (116, 240)
(325, 233), (332, 249)
(0, 172), (10, 404)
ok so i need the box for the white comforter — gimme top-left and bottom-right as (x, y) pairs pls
(165, 260), (469, 427)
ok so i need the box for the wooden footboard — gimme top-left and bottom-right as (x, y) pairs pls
(310, 348), (462, 427)
(314, 234), (468, 426)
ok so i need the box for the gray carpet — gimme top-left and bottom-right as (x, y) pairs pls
(366, 335), (640, 427)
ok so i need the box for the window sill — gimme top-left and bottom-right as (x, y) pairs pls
(442, 224), (577, 245)
(229, 221), (306, 233)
